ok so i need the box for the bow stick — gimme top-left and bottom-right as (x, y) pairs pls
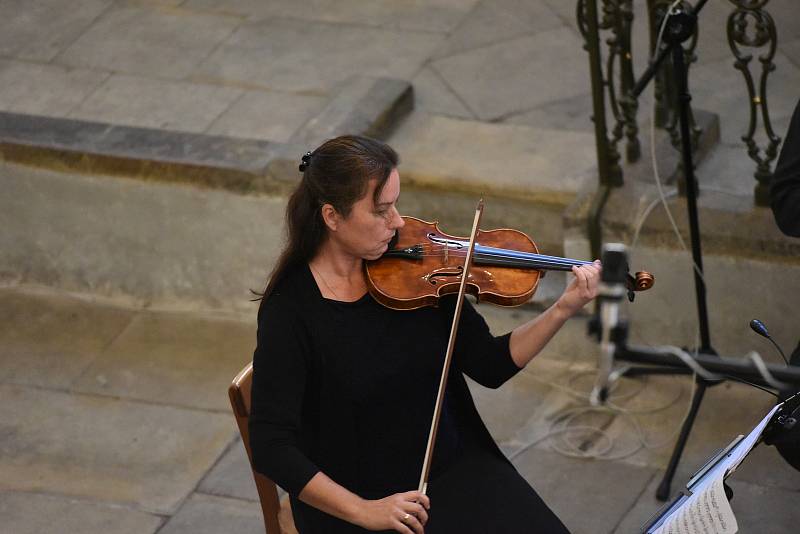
(418, 198), (484, 495)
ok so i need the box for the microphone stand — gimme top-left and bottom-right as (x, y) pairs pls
(618, 0), (718, 501)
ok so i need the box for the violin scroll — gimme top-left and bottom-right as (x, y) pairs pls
(634, 271), (655, 291)
(623, 271), (655, 302)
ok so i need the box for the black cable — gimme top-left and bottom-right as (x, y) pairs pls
(769, 337), (790, 366)
(723, 375), (779, 398)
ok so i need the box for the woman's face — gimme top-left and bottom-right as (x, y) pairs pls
(329, 168), (405, 260)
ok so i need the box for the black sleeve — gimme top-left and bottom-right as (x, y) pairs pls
(771, 99), (800, 237)
(249, 294), (320, 496)
(441, 296), (522, 389)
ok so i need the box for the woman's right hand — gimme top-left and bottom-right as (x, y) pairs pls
(354, 490), (430, 533)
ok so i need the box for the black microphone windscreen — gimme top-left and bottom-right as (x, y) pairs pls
(601, 244), (628, 284)
(750, 318), (770, 338)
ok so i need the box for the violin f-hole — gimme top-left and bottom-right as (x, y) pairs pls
(425, 266), (464, 285)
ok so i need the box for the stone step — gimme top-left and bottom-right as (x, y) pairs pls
(0, 158), (569, 314)
(0, 75), (413, 196)
(386, 112), (600, 255)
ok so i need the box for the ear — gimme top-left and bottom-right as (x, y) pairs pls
(320, 203), (340, 232)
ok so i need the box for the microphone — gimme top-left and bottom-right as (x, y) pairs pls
(750, 318), (789, 365)
(590, 243), (629, 405)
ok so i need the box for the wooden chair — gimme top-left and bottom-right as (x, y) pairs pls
(229, 362), (297, 534)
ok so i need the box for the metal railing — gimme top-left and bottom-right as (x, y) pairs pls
(578, 0), (782, 212)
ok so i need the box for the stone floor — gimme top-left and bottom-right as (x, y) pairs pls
(1, 281), (799, 534)
(2, 0), (799, 147)
(3, 1), (800, 532)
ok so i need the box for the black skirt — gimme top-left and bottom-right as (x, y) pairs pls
(291, 441), (570, 534)
(423, 441), (570, 534)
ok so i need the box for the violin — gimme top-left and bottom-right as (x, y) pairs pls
(365, 216), (654, 310)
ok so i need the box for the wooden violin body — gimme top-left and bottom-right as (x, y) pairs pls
(364, 216), (654, 310)
(366, 216), (541, 309)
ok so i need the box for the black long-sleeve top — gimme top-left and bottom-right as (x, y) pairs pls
(249, 264), (522, 527)
(771, 99), (800, 237)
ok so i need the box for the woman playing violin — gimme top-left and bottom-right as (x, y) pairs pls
(250, 135), (601, 533)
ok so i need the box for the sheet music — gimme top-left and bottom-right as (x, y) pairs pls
(647, 403), (783, 534)
(652, 476), (737, 534)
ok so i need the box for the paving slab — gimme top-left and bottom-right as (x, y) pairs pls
(759, 0), (800, 41)
(784, 38), (800, 68)
(206, 90), (326, 143)
(432, 27), (589, 120)
(0, 288), (135, 389)
(689, 50), (800, 147)
(158, 493), (264, 534)
(0, 0), (114, 62)
(0, 60), (109, 118)
(512, 446), (657, 534)
(55, 4), (242, 80)
(431, 0), (564, 60)
(539, 0), (582, 32)
(0, 490), (162, 534)
(287, 76), (413, 150)
(503, 93), (597, 133)
(72, 310), (255, 411)
(0, 384), (235, 514)
(192, 18), (443, 94)
(69, 74), (243, 134)
(390, 113), (597, 203)
(410, 66), (476, 120)
(184, 0), (477, 33)
(198, 438), (259, 502)
(724, 478), (800, 534)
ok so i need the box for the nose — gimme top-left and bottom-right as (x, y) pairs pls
(390, 206), (404, 229)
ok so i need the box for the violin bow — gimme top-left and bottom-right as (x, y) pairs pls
(418, 198), (484, 495)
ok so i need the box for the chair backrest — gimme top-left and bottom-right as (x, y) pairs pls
(229, 362), (284, 534)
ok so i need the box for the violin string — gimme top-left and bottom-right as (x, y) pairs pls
(407, 244), (590, 267)
(414, 243), (589, 263)
(408, 251), (586, 270)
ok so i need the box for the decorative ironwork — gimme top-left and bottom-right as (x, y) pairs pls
(727, 0), (781, 206)
(577, 0), (624, 188)
(578, 0), (640, 173)
(603, 0), (641, 163)
(579, 0), (783, 213)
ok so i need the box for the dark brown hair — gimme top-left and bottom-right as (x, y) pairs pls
(256, 135), (399, 301)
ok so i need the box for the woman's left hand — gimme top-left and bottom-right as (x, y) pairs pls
(555, 260), (602, 317)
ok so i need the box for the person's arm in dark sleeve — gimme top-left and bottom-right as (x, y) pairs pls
(771, 99), (800, 237)
(249, 296), (319, 496)
(445, 296), (523, 389)
(449, 262), (602, 389)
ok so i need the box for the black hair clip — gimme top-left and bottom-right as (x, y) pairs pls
(299, 152), (312, 172)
